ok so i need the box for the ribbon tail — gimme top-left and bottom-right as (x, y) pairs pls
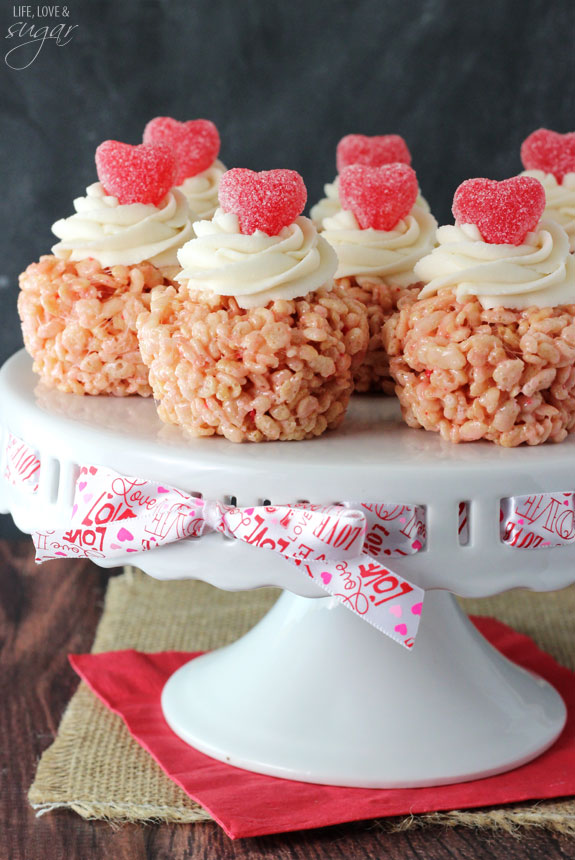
(302, 557), (424, 649)
(31, 465), (211, 563)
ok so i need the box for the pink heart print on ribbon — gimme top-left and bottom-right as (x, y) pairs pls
(3, 432), (41, 494)
(500, 493), (575, 549)
(7, 431), (575, 649)
(31, 465), (425, 650)
(458, 495), (575, 549)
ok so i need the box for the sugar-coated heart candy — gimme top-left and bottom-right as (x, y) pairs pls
(520, 128), (575, 183)
(143, 117), (221, 184)
(336, 134), (412, 173)
(452, 176), (546, 246)
(95, 141), (176, 206)
(218, 168), (307, 236)
(339, 163), (418, 231)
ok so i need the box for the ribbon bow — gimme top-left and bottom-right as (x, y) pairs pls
(32, 464), (425, 649)
(7, 432), (575, 649)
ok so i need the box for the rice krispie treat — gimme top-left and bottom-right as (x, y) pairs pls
(143, 116), (226, 223)
(321, 163), (437, 393)
(385, 175), (575, 447)
(138, 168), (369, 442)
(521, 128), (575, 251)
(18, 140), (194, 396)
(310, 133), (429, 230)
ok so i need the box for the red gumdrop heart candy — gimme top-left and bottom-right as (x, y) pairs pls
(520, 128), (575, 183)
(218, 168), (307, 236)
(336, 134), (412, 173)
(452, 176), (546, 245)
(339, 163), (418, 231)
(95, 141), (176, 206)
(143, 117), (221, 184)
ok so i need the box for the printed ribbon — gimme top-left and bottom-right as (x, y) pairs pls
(501, 493), (575, 548)
(7, 432), (575, 649)
(32, 464), (425, 649)
(3, 432), (41, 493)
(458, 495), (575, 549)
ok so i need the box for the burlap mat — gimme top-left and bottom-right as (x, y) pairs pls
(29, 569), (575, 834)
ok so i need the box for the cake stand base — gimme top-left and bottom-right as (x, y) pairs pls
(161, 590), (567, 788)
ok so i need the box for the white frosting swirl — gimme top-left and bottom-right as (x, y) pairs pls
(310, 174), (431, 230)
(416, 218), (575, 309)
(178, 159), (227, 221)
(176, 209), (337, 308)
(310, 177), (341, 228)
(322, 204), (437, 284)
(522, 169), (575, 252)
(52, 182), (194, 269)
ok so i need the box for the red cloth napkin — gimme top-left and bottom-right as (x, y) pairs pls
(70, 617), (575, 839)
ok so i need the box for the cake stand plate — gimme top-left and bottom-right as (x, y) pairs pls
(0, 350), (571, 786)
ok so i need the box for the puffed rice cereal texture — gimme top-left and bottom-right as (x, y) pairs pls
(137, 284), (369, 442)
(18, 255), (169, 396)
(336, 276), (420, 394)
(384, 290), (575, 446)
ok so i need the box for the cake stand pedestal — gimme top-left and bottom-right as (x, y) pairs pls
(162, 590), (564, 787)
(0, 350), (572, 787)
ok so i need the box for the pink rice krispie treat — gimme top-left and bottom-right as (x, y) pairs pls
(333, 278), (420, 394)
(137, 168), (369, 442)
(19, 257), (163, 396)
(18, 139), (194, 395)
(320, 162), (437, 393)
(385, 175), (575, 446)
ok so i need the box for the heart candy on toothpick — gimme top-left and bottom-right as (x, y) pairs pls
(521, 128), (575, 183)
(339, 163), (419, 231)
(143, 117), (221, 184)
(452, 176), (546, 245)
(96, 141), (176, 206)
(336, 134), (412, 173)
(218, 168), (307, 236)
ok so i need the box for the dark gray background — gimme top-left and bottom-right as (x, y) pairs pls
(0, 0), (573, 535)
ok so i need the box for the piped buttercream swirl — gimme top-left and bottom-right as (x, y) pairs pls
(310, 178), (341, 228)
(51, 182), (193, 269)
(176, 209), (337, 308)
(522, 169), (575, 252)
(416, 218), (575, 309)
(322, 204), (437, 283)
(178, 159), (227, 221)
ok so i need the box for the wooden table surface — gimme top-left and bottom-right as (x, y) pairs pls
(1, 539), (574, 860)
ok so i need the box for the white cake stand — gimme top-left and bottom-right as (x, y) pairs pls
(0, 349), (572, 787)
